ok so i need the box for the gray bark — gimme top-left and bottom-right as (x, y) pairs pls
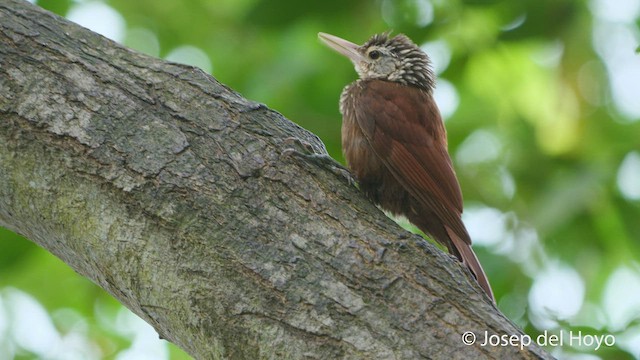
(0, 1), (552, 359)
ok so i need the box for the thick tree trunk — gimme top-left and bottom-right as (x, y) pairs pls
(0, 1), (551, 359)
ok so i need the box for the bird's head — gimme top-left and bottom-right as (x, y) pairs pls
(318, 32), (434, 91)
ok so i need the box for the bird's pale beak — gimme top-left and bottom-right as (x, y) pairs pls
(318, 32), (364, 63)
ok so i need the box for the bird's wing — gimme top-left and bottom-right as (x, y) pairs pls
(353, 80), (470, 243)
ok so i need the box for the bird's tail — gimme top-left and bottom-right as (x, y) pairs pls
(445, 226), (495, 303)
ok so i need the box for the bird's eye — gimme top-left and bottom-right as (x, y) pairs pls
(368, 50), (381, 60)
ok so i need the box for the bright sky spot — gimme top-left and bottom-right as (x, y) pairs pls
(413, 0), (434, 27)
(499, 167), (516, 199)
(421, 40), (451, 75)
(617, 151), (640, 200)
(590, 0), (640, 23)
(463, 206), (541, 266)
(456, 129), (502, 165)
(3, 289), (61, 357)
(433, 78), (459, 120)
(0, 288), (167, 359)
(507, 227), (541, 270)
(617, 328), (640, 359)
(529, 263), (585, 329)
(165, 45), (213, 74)
(66, 2), (126, 43)
(591, 5), (640, 121)
(381, 0), (434, 28)
(463, 206), (507, 247)
(0, 296), (10, 359)
(603, 266), (640, 331)
(114, 308), (168, 360)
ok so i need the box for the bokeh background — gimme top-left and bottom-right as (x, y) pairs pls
(1, 0), (640, 358)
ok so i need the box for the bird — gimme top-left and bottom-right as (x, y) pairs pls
(318, 32), (494, 302)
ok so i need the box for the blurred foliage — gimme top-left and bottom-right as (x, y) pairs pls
(1, 0), (640, 358)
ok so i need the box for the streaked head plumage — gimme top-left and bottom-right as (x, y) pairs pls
(319, 32), (435, 91)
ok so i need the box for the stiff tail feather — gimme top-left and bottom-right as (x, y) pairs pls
(445, 226), (495, 303)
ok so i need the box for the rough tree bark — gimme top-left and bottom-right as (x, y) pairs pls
(0, 1), (552, 359)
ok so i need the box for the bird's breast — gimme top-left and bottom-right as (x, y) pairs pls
(339, 82), (386, 184)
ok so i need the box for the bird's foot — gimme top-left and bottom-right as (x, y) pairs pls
(281, 137), (356, 186)
(281, 137), (317, 155)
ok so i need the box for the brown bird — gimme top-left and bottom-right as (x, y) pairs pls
(319, 32), (494, 301)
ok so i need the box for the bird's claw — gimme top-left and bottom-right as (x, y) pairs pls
(281, 137), (356, 186)
(282, 137), (316, 155)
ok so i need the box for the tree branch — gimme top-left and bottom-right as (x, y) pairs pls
(0, 1), (551, 359)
